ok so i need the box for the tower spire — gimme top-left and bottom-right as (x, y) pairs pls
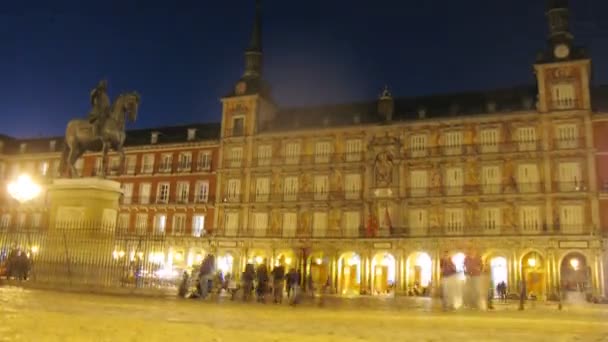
(244, 0), (263, 78)
(546, 0), (573, 45)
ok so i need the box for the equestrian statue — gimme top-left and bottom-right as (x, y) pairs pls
(60, 80), (140, 178)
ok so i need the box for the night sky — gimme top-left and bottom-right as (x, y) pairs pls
(1, 0), (607, 138)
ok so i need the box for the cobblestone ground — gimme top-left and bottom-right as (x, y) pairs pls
(0, 286), (607, 342)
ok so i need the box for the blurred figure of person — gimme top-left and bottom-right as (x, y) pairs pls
(464, 248), (487, 310)
(178, 271), (190, 298)
(226, 273), (238, 300)
(256, 260), (269, 303)
(286, 268), (301, 306)
(271, 260), (286, 304)
(199, 254), (215, 299)
(242, 264), (255, 302)
(440, 251), (459, 311)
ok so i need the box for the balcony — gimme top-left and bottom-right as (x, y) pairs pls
(516, 182), (543, 194)
(119, 196), (215, 205)
(553, 138), (584, 150)
(224, 126), (245, 138)
(223, 158), (244, 169)
(252, 152), (366, 168)
(553, 181), (587, 193)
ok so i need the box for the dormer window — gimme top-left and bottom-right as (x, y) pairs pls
(449, 104), (460, 115)
(19, 143), (27, 154)
(232, 117), (244, 136)
(522, 96), (534, 110)
(187, 128), (197, 141)
(353, 114), (360, 124)
(417, 107), (427, 119)
(486, 101), (497, 113)
(49, 140), (56, 152)
(323, 117), (330, 127)
(151, 132), (159, 144)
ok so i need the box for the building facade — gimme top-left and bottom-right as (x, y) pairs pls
(0, 1), (606, 298)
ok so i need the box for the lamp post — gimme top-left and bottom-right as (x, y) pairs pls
(7, 174), (42, 204)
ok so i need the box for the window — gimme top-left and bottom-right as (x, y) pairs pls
(178, 152), (192, 172)
(125, 155), (136, 175)
(232, 117), (244, 136)
(312, 212), (327, 237)
(284, 176), (298, 201)
(0, 214), (10, 228)
(118, 213), (130, 232)
(443, 131), (463, 155)
(517, 127), (537, 151)
(93, 157), (103, 176)
(558, 162), (582, 192)
(445, 167), (463, 195)
(31, 213), (42, 229)
(192, 215), (205, 237)
(75, 159), (84, 174)
(253, 212), (268, 237)
(345, 139), (363, 161)
(483, 207), (501, 234)
(19, 143), (27, 154)
(154, 214), (167, 234)
(559, 205), (583, 234)
(197, 151), (212, 171)
(344, 211), (360, 237)
(176, 182), (190, 203)
(285, 142), (300, 165)
(226, 179), (241, 202)
(255, 177), (270, 202)
(39, 161), (49, 176)
(517, 164), (539, 193)
(481, 165), (501, 194)
(445, 208), (464, 235)
(156, 183), (170, 203)
(151, 132), (159, 144)
(314, 141), (332, 163)
(49, 140), (56, 152)
(139, 183), (151, 204)
(122, 183), (133, 204)
(556, 124), (578, 149)
(142, 154), (155, 174)
(408, 209), (428, 236)
(187, 128), (197, 141)
(410, 134), (428, 157)
(106, 156), (119, 175)
(520, 206), (541, 234)
(552, 83), (576, 109)
(283, 212), (298, 238)
(195, 181), (209, 203)
(135, 213), (148, 234)
(479, 129), (499, 153)
(345, 174), (361, 199)
(17, 213), (26, 228)
(313, 175), (329, 200)
(229, 147), (243, 168)
(159, 154), (172, 173)
(225, 212), (239, 236)
(257, 145), (272, 166)
(172, 214), (186, 235)
(410, 170), (428, 197)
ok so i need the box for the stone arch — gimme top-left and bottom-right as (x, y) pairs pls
(337, 251), (362, 296)
(371, 251), (396, 295)
(558, 251), (591, 292)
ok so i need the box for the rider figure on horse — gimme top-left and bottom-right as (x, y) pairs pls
(88, 80), (111, 135)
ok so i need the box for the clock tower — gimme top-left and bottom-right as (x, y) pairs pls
(220, 0), (276, 138)
(534, 0), (591, 113)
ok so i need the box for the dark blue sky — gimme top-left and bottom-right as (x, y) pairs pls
(1, 0), (608, 138)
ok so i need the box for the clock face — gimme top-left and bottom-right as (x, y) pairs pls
(235, 81), (247, 95)
(554, 44), (570, 59)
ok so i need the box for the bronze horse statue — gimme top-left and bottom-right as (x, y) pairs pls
(60, 92), (140, 178)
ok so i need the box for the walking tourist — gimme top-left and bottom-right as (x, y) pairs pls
(199, 254), (215, 299)
(256, 261), (269, 303)
(242, 263), (255, 301)
(440, 251), (458, 311)
(271, 261), (286, 304)
(463, 248), (487, 310)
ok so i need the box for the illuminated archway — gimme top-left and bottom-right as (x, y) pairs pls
(451, 252), (466, 280)
(338, 252), (361, 295)
(489, 256), (508, 288)
(371, 252), (395, 295)
(560, 252), (589, 292)
(275, 250), (296, 269)
(405, 252), (432, 295)
(308, 252), (330, 289)
(521, 251), (546, 298)
(217, 253), (235, 276)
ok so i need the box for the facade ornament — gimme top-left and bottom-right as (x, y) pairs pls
(374, 151), (394, 187)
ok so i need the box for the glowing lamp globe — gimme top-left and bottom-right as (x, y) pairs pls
(8, 174), (42, 203)
(569, 258), (579, 270)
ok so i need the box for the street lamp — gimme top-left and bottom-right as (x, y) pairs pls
(7, 174), (42, 203)
(569, 258), (579, 270)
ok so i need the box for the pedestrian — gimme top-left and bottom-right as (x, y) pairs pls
(256, 261), (269, 303)
(440, 251), (458, 311)
(286, 268), (300, 305)
(199, 254), (215, 299)
(271, 260), (285, 304)
(242, 263), (255, 302)
(463, 248), (487, 310)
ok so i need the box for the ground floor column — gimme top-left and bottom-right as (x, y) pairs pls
(431, 250), (440, 297)
(395, 251), (404, 295)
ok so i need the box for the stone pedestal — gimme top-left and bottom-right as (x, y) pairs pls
(47, 178), (122, 232)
